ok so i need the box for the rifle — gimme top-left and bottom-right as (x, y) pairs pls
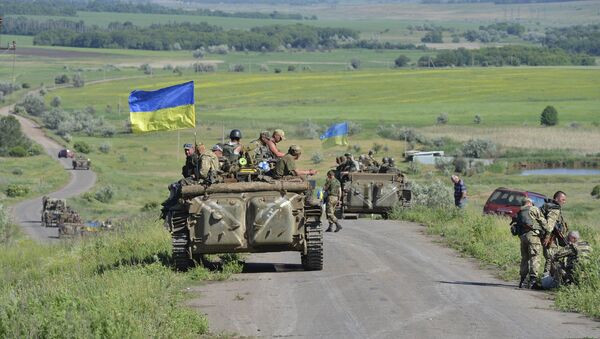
(547, 222), (568, 248)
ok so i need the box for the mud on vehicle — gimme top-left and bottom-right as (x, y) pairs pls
(338, 172), (411, 219)
(41, 196), (67, 227)
(162, 179), (323, 271)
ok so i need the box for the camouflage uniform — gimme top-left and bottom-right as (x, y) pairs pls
(542, 201), (566, 274)
(273, 154), (296, 178)
(323, 176), (342, 231)
(182, 153), (199, 179)
(518, 205), (548, 286)
(197, 151), (221, 183)
(551, 241), (592, 286)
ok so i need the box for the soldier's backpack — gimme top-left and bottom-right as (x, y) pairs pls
(510, 207), (533, 236)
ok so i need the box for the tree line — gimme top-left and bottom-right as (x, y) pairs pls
(0, 0), (312, 20)
(543, 25), (600, 56)
(422, 46), (595, 67)
(33, 22), (359, 51)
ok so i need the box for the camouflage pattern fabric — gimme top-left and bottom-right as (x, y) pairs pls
(274, 154), (296, 178)
(326, 196), (339, 224)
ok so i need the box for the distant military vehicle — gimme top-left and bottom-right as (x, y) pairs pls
(57, 207), (83, 238)
(41, 196), (67, 227)
(162, 179), (323, 271)
(338, 172), (411, 219)
(72, 156), (91, 170)
(59, 219), (113, 239)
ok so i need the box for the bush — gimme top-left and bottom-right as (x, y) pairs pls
(192, 49), (205, 59)
(6, 184), (29, 197)
(16, 93), (45, 116)
(372, 143), (383, 153)
(395, 55), (410, 67)
(406, 161), (421, 175)
(287, 65), (296, 72)
(436, 113), (449, 125)
(139, 64), (152, 75)
(73, 73), (85, 88)
(54, 74), (70, 84)
(347, 121), (361, 135)
(42, 108), (68, 130)
(21, 82), (30, 89)
(229, 64), (245, 72)
(274, 68), (282, 73)
(295, 119), (322, 139)
(311, 152), (323, 164)
(11, 168), (23, 175)
(95, 185), (114, 203)
(541, 105), (558, 126)
(434, 157), (454, 176)
(8, 146), (27, 157)
(259, 64), (269, 72)
(461, 139), (497, 158)
(141, 201), (159, 211)
(591, 185), (600, 199)
(73, 141), (91, 154)
(473, 114), (482, 124)
(194, 63), (217, 73)
(50, 96), (61, 108)
(409, 180), (453, 208)
(27, 144), (43, 156)
(350, 58), (361, 70)
(98, 143), (111, 154)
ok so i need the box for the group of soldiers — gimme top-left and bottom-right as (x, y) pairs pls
(332, 150), (402, 181)
(513, 191), (592, 289)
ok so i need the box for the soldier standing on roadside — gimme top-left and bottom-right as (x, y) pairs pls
(324, 170), (343, 233)
(514, 198), (548, 288)
(542, 191), (568, 276)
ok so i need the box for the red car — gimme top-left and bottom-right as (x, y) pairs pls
(483, 187), (547, 218)
(58, 149), (75, 158)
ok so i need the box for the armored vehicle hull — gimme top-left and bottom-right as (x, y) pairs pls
(41, 197), (67, 227)
(340, 172), (411, 219)
(72, 158), (91, 170)
(164, 180), (323, 271)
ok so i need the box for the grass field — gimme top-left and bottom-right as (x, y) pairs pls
(0, 155), (69, 203)
(51, 67), (600, 129)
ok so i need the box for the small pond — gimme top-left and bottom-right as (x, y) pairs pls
(521, 168), (600, 176)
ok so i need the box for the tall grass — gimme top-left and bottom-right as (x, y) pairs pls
(0, 209), (241, 337)
(393, 206), (600, 318)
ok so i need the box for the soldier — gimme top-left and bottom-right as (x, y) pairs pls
(195, 143), (220, 184)
(378, 157), (390, 173)
(547, 230), (592, 287)
(222, 129), (243, 165)
(249, 129), (286, 162)
(181, 143), (198, 181)
(542, 191), (568, 276)
(323, 170), (343, 232)
(272, 145), (317, 178)
(368, 149), (379, 167)
(514, 197), (548, 288)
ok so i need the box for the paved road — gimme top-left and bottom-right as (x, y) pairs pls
(190, 220), (600, 338)
(1, 105), (96, 242)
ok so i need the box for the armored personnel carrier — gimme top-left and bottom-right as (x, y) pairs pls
(41, 196), (67, 227)
(339, 172), (411, 219)
(162, 179), (323, 271)
(72, 156), (91, 170)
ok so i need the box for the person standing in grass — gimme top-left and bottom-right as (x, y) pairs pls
(451, 175), (467, 208)
(323, 170), (343, 233)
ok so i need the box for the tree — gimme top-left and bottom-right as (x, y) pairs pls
(421, 30), (443, 43)
(0, 116), (31, 156)
(73, 73), (85, 87)
(54, 74), (70, 84)
(16, 93), (45, 116)
(394, 55), (410, 67)
(540, 105), (558, 126)
(51, 96), (62, 107)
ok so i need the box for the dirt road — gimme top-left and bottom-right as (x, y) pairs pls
(190, 220), (600, 338)
(1, 105), (96, 242)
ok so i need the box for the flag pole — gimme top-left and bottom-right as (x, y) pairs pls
(177, 130), (180, 163)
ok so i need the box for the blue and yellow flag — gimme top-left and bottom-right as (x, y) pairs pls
(320, 122), (349, 147)
(129, 81), (195, 133)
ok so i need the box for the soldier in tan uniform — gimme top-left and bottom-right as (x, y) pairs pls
(195, 143), (220, 184)
(514, 198), (548, 288)
(272, 145), (317, 178)
(542, 191), (568, 276)
(323, 170), (342, 232)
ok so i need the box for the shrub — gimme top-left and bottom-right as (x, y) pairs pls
(27, 144), (43, 156)
(21, 82), (30, 89)
(8, 146), (27, 157)
(42, 108), (68, 130)
(54, 74), (70, 84)
(141, 201), (159, 211)
(73, 73), (85, 87)
(98, 143), (111, 154)
(372, 143), (383, 153)
(591, 185), (600, 199)
(287, 65), (296, 72)
(6, 184), (29, 197)
(350, 58), (361, 70)
(473, 114), (482, 124)
(274, 68), (282, 73)
(229, 64), (245, 72)
(11, 168), (23, 175)
(541, 105), (558, 126)
(311, 152), (323, 164)
(434, 157), (454, 176)
(347, 121), (361, 135)
(139, 64), (152, 75)
(395, 55), (410, 67)
(162, 64), (173, 71)
(100, 126), (116, 138)
(462, 139), (497, 158)
(194, 63), (217, 73)
(192, 49), (205, 59)
(50, 96), (62, 108)
(436, 113), (449, 125)
(173, 67), (183, 76)
(406, 161), (421, 175)
(16, 93), (45, 116)
(259, 64), (269, 72)
(73, 141), (91, 154)
(119, 154), (127, 163)
(453, 156), (468, 173)
(408, 180), (453, 208)
(295, 119), (322, 139)
(95, 185), (114, 203)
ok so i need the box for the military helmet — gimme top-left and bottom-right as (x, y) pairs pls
(230, 129), (242, 140)
(288, 144), (302, 156)
(382, 157), (390, 164)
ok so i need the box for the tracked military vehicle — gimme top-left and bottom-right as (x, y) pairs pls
(41, 196), (67, 227)
(162, 179), (323, 271)
(339, 172), (411, 219)
(72, 156), (91, 170)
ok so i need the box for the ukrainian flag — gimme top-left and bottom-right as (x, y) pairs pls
(320, 122), (349, 147)
(129, 81), (195, 133)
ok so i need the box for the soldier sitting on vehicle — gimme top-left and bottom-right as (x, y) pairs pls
(271, 145), (317, 179)
(378, 157), (391, 173)
(222, 129), (243, 168)
(195, 143), (221, 184)
(379, 158), (402, 174)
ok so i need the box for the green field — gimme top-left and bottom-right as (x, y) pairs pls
(52, 67), (600, 129)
